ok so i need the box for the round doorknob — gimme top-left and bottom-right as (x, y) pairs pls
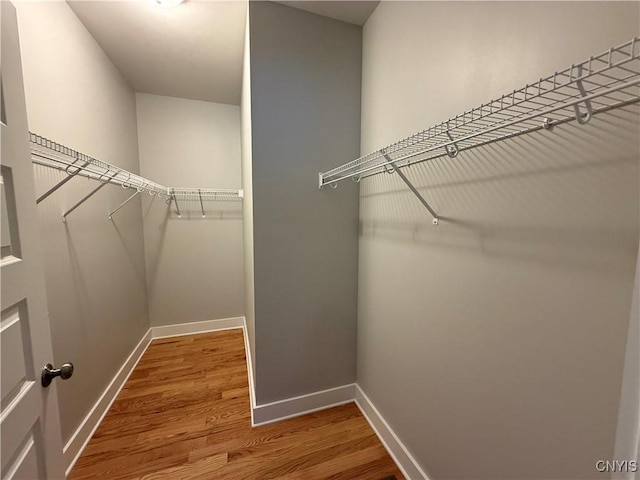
(41, 362), (74, 387)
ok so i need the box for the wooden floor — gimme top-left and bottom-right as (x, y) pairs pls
(69, 329), (404, 480)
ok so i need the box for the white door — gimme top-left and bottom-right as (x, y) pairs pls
(0, 2), (66, 479)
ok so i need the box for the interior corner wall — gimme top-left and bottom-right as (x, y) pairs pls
(249, 1), (361, 404)
(613, 241), (640, 480)
(136, 93), (244, 327)
(14, 1), (149, 443)
(357, 2), (640, 479)
(241, 6), (256, 382)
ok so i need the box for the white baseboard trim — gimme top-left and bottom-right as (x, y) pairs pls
(63, 328), (153, 477)
(355, 385), (430, 480)
(241, 317), (257, 425)
(64, 316), (246, 475)
(150, 316), (244, 339)
(252, 383), (356, 427)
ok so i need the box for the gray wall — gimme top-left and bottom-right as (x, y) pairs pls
(249, 1), (361, 404)
(136, 93), (244, 327)
(241, 7), (257, 384)
(15, 1), (149, 443)
(357, 2), (639, 479)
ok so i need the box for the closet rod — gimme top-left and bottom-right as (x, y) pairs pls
(319, 37), (640, 188)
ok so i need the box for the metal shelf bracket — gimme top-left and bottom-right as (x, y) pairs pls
(198, 189), (205, 218)
(36, 158), (90, 204)
(108, 190), (140, 220)
(383, 153), (439, 225)
(172, 194), (182, 218)
(62, 171), (117, 223)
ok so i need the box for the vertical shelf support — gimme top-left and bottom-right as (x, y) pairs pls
(383, 153), (439, 225)
(172, 194), (181, 218)
(198, 189), (205, 218)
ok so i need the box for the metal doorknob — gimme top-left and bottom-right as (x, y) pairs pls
(41, 362), (74, 387)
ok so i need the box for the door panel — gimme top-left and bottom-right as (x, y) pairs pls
(1, 304), (30, 411)
(0, 2), (65, 479)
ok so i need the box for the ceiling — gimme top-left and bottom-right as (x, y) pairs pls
(68, 1), (379, 106)
(274, 1), (379, 26)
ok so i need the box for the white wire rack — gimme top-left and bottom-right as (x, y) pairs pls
(319, 37), (640, 196)
(30, 133), (243, 221)
(167, 188), (243, 218)
(168, 188), (244, 200)
(30, 133), (168, 200)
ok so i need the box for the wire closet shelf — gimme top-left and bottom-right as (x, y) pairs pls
(30, 133), (167, 197)
(30, 133), (243, 221)
(168, 188), (244, 200)
(319, 37), (640, 189)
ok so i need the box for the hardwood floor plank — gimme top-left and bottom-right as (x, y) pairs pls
(69, 330), (403, 479)
(137, 453), (228, 480)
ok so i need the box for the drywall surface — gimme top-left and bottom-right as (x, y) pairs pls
(357, 2), (640, 479)
(249, 2), (361, 404)
(613, 242), (639, 480)
(136, 93), (244, 327)
(241, 9), (257, 380)
(15, 1), (149, 443)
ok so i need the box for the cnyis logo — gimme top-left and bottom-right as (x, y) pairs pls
(595, 460), (638, 473)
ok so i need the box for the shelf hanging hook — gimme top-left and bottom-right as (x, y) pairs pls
(97, 169), (114, 184)
(64, 156), (89, 177)
(573, 65), (593, 125)
(445, 129), (459, 158)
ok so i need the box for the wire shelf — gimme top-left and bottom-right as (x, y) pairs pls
(319, 37), (640, 187)
(168, 188), (244, 200)
(30, 133), (168, 196)
(30, 133), (244, 221)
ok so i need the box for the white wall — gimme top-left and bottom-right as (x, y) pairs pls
(241, 7), (256, 383)
(136, 93), (244, 327)
(357, 2), (639, 479)
(15, 1), (149, 443)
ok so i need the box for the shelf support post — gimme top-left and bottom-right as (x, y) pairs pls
(62, 172), (117, 223)
(198, 189), (205, 218)
(108, 190), (140, 220)
(37, 160), (90, 204)
(172, 194), (181, 217)
(383, 154), (439, 225)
